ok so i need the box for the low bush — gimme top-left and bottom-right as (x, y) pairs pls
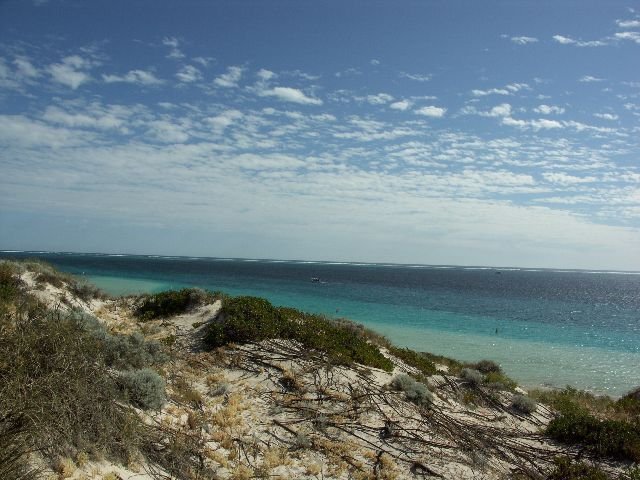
(390, 374), (433, 406)
(546, 409), (640, 461)
(473, 359), (502, 374)
(460, 368), (484, 387)
(616, 387), (640, 417)
(0, 304), (143, 463)
(484, 371), (518, 391)
(546, 456), (609, 480)
(76, 313), (168, 369)
(511, 394), (537, 414)
(388, 347), (437, 377)
(134, 288), (218, 320)
(118, 369), (166, 410)
(204, 296), (394, 371)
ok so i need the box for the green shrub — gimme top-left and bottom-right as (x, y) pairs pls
(390, 374), (433, 406)
(0, 414), (39, 480)
(419, 351), (464, 375)
(484, 371), (517, 391)
(546, 409), (640, 461)
(76, 313), (168, 369)
(203, 296), (393, 371)
(616, 387), (640, 417)
(0, 262), (25, 306)
(461, 368), (484, 387)
(388, 347), (437, 377)
(134, 288), (217, 320)
(118, 369), (166, 410)
(511, 394), (537, 414)
(0, 305), (143, 462)
(546, 456), (609, 480)
(473, 359), (502, 374)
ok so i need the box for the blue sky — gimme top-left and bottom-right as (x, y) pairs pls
(1, 0), (639, 269)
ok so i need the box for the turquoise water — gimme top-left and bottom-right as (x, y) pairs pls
(3, 251), (640, 396)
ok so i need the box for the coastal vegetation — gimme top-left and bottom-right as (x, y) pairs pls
(203, 295), (394, 371)
(2, 259), (639, 479)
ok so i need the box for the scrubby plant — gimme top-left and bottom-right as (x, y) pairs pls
(546, 456), (609, 480)
(511, 394), (537, 414)
(0, 413), (39, 480)
(134, 288), (218, 320)
(460, 368), (484, 387)
(484, 371), (518, 391)
(203, 296), (394, 371)
(546, 408), (640, 461)
(388, 347), (437, 377)
(390, 374), (433, 406)
(616, 386), (640, 417)
(75, 313), (168, 369)
(0, 300), (144, 464)
(118, 369), (166, 410)
(473, 359), (502, 374)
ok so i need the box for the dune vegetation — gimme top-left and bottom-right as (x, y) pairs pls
(1, 260), (640, 479)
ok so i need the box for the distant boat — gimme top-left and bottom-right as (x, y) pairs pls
(311, 277), (320, 283)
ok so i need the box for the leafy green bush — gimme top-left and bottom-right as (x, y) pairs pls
(473, 359), (502, 374)
(76, 313), (168, 369)
(546, 409), (640, 461)
(460, 368), (484, 387)
(390, 374), (433, 406)
(546, 456), (609, 480)
(388, 347), (437, 377)
(118, 369), (166, 410)
(0, 414), (39, 480)
(616, 387), (640, 417)
(134, 288), (218, 320)
(484, 370), (518, 391)
(203, 296), (393, 371)
(511, 394), (537, 414)
(0, 304), (143, 463)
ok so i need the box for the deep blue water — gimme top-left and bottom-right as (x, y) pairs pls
(2, 250), (639, 395)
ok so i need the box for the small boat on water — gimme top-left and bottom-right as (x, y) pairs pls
(311, 277), (320, 283)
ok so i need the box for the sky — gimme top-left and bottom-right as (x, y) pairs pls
(0, 0), (639, 270)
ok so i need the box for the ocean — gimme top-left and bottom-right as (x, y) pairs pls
(2, 250), (639, 396)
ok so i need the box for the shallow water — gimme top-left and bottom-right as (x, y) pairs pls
(4, 251), (639, 396)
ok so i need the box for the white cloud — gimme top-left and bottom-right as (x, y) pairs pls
(390, 100), (412, 111)
(471, 83), (529, 97)
(399, 72), (432, 82)
(510, 36), (538, 44)
(176, 65), (202, 83)
(502, 117), (563, 130)
(542, 172), (597, 185)
(366, 93), (394, 105)
(42, 104), (132, 133)
(579, 75), (604, 83)
(552, 34), (608, 47)
(207, 109), (243, 130)
(487, 103), (512, 117)
(614, 31), (640, 43)
(257, 69), (276, 80)
(162, 37), (185, 59)
(103, 69), (163, 85)
(594, 113), (619, 120)
(146, 120), (189, 143)
(14, 56), (39, 78)
(214, 66), (243, 88)
(48, 55), (93, 89)
(414, 106), (447, 118)
(534, 104), (565, 115)
(617, 19), (640, 28)
(259, 86), (322, 105)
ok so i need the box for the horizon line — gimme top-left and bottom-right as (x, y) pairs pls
(1, 249), (639, 275)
